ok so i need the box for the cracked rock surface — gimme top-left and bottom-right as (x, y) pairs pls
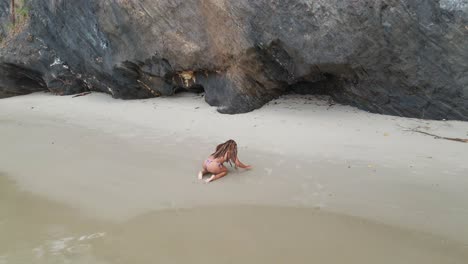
(1, 0), (467, 120)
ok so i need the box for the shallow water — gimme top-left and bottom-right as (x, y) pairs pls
(1, 176), (467, 264)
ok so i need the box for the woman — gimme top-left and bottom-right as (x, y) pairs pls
(198, 139), (251, 183)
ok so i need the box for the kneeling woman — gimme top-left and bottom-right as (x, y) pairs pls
(198, 140), (251, 183)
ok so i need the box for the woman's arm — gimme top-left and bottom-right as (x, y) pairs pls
(235, 157), (251, 169)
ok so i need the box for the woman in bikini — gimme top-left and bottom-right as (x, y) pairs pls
(198, 139), (251, 183)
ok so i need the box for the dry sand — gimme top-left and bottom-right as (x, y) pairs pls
(1, 92), (468, 251)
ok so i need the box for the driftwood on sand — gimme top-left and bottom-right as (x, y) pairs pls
(72, 92), (92, 98)
(409, 130), (468, 143)
(400, 125), (468, 143)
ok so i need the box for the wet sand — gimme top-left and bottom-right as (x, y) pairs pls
(1, 176), (467, 264)
(1, 92), (468, 262)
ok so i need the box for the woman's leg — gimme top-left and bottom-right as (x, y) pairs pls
(198, 168), (208, 180)
(205, 167), (228, 183)
(198, 162), (209, 180)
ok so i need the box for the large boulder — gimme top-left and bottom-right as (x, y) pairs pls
(1, 0), (467, 120)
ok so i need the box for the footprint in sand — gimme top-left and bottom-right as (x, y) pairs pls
(276, 159), (285, 166)
(315, 183), (324, 190)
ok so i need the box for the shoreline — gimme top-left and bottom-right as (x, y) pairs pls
(1, 92), (468, 244)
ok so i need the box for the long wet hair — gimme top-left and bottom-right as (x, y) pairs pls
(211, 139), (238, 167)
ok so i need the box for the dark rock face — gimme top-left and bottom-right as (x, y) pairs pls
(0, 1), (8, 41)
(0, 0), (467, 120)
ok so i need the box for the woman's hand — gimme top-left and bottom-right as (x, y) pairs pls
(235, 158), (251, 169)
(239, 164), (252, 169)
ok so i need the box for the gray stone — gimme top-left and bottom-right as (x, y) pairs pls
(0, 0), (467, 120)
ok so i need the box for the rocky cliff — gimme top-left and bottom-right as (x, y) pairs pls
(1, 0), (467, 120)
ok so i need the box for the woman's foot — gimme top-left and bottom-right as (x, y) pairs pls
(205, 175), (215, 183)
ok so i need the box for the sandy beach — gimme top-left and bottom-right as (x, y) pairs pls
(1, 92), (468, 263)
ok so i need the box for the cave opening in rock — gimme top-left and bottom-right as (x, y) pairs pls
(0, 63), (46, 97)
(174, 84), (205, 95)
(285, 72), (343, 99)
